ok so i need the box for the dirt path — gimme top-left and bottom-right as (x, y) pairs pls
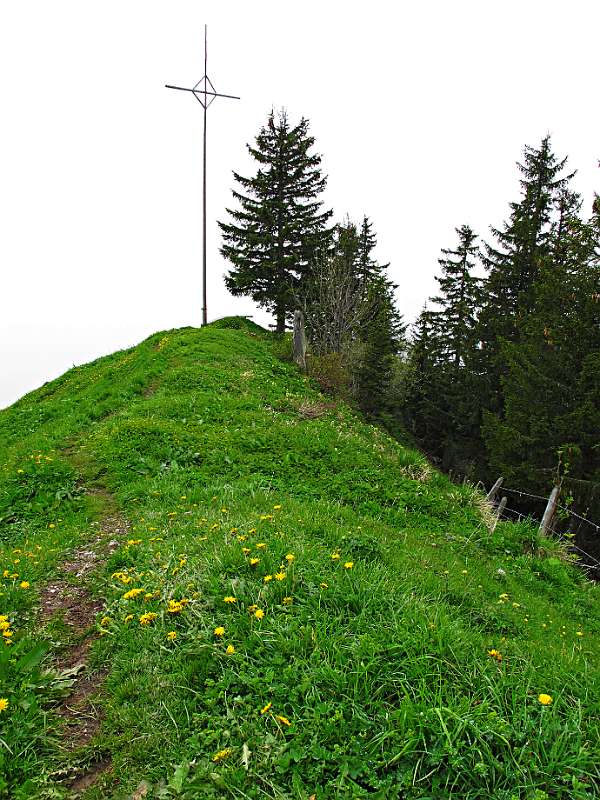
(39, 487), (131, 794)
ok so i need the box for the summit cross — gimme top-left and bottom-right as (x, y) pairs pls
(165, 25), (240, 326)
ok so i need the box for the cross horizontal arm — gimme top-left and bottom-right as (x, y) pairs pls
(165, 84), (240, 100)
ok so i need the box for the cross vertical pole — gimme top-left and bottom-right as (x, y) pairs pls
(202, 99), (207, 326)
(165, 25), (240, 326)
(202, 24), (208, 327)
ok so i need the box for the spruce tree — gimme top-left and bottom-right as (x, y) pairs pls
(219, 110), (333, 333)
(403, 308), (448, 455)
(403, 226), (483, 473)
(353, 218), (404, 412)
(356, 275), (405, 414)
(430, 225), (482, 368)
(356, 216), (386, 282)
(476, 136), (574, 411)
(483, 189), (600, 498)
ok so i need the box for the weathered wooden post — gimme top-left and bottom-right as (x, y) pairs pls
(486, 476), (504, 503)
(539, 485), (560, 537)
(491, 496), (507, 533)
(292, 310), (307, 372)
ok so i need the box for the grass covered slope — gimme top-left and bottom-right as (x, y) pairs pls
(1, 318), (599, 799)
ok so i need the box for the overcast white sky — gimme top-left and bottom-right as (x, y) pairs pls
(1, 1), (598, 409)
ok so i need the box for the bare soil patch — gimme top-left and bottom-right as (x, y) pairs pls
(298, 399), (337, 419)
(40, 495), (131, 790)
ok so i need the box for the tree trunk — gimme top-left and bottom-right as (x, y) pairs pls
(292, 310), (307, 372)
(275, 304), (286, 335)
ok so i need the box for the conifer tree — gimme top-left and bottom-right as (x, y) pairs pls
(483, 190), (600, 496)
(402, 308), (448, 454)
(356, 275), (405, 414)
(342, 215), (404, 412)
(430, 225), (482, 368)
(403, 227), (483, 472)
(219, 110), (333, 333)
(476, 136), (574, 411)
(356, 216), (386, 282)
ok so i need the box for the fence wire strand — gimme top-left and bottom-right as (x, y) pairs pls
(490, 489), (600, 575)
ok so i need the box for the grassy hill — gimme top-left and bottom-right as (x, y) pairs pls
(0, 318), (599, 799)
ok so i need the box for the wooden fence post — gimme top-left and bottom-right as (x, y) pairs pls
(539, 485), (560, 537)
(491, 496), (507, 533)
(292, 310), (307, 372)
(486, 477), (504, 503)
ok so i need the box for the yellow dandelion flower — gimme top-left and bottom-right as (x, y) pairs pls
(124, 614), (134, 622)
(538, 693), (553, 705)
(331, 552), (341, 560)
(0, 698), (8, 712)
(167, 600), (184, 614)
(260, 702), (272, 714)
(275, 572), (286, 581)
(144, 593), (154, 601)
(283, 596), (293, 605)
(263, 575), (273, 583)
(19, 581), (30, 589)
(139, 612), (157, 625)
(166, 631), (177, 641)
(273, 505), (282, 510)
(237, 535), (247, 542)
(100, 616), (111, 627)
(320, 582), (328, 589)
(214, 626), (225, 637)
(275, 714), (291, 726)
(249, 557), (260, 566)
(0, 621), (9, 631)
(247, 604), (258, 613)
(254, 609), (265, 620)
(256, 542), (267, 550)
(285, 553), (295, 563)
(343, 561), (353, 570)
(223, 596), (237, 604)
(487, 649), (502, 662)
(123, 588), (144, 600)
(2, 630), (13, 639)
(212, 748), (232, 763)
(242, 547), (251, 554)
(225, 644), (235, 655)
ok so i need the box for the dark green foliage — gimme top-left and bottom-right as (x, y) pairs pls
(430, 225), (482, 369)
(482, 189), (600, 514)
(476, 136), (574, 413)
(219, 110), (333, 333)
(401, 138), (599, 508)
(403, 225), (484, 473)
(300, 215), (404, 411)
(356, 275), (405, 414)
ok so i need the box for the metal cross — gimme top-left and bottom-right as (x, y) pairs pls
(166, 25), (240, 326)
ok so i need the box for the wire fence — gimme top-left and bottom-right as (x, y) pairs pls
(490, 485), (600, 580)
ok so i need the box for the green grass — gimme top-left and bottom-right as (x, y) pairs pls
(0, 317), (599, 799)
